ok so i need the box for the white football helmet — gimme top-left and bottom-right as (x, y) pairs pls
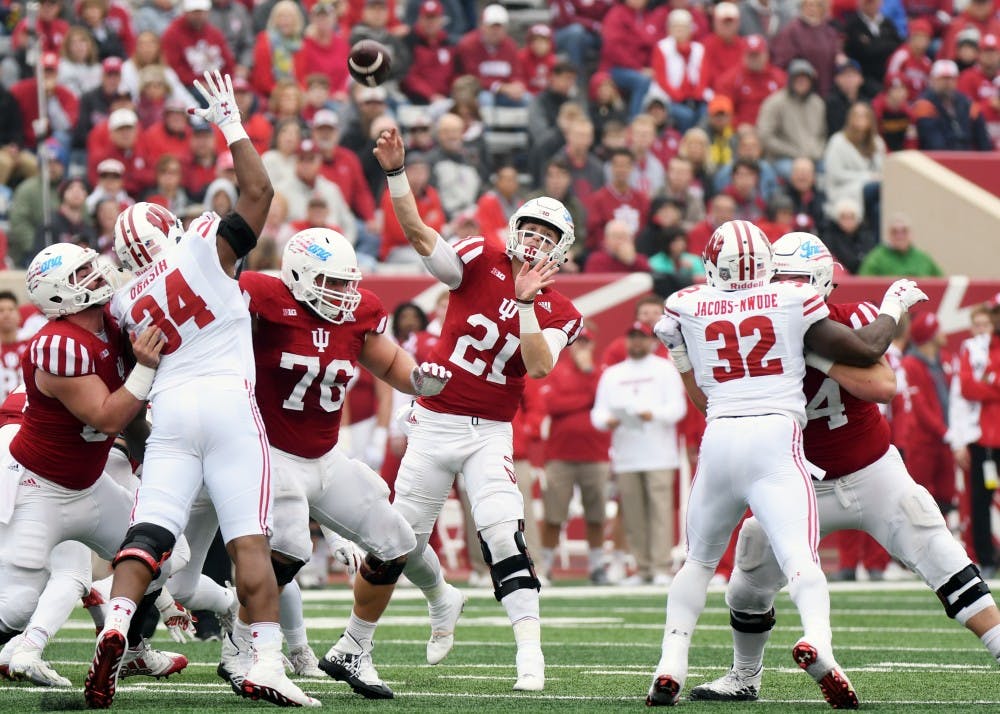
(703, 219), (774, 291)
(772, 231), (836, 298)
(113, 202), (183, 273)
(25, 243), (116, 318)
(281, 228), (362, 324)
(506, 196), (576, 266)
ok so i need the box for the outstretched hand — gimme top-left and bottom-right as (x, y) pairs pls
(515, 256), (559, 301)
(373, 128), (405, 171)
(188, 70), (240, 129)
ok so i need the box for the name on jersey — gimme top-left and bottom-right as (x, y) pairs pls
(693, 292), (778, 317)
(129, 258), (169, 300)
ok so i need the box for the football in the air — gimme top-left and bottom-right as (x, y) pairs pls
(348, 40), (393, 87)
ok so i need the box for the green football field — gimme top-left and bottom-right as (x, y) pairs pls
(3, 581), (998, 713)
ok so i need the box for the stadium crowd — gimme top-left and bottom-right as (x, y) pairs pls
(1, 0), (995, 279)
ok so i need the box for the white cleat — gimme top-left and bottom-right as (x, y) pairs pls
(242, 645), (321, 707)
(9, 644), (71, 687)
(512, 646), (545, 691)
(287, 645), (324, 678)
(689, 665), (762, 701)
(426, 584), (466, 665)
(118, 638), (188, 679)
(218, 631), (253, 696)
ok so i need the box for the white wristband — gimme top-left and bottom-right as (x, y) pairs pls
(220, 121), (249, 147)
(877, 300), (902, 324)
(123, 364), (156, 400)
(669, 346), (692, 373)
(387, 171), (411, 198)
(804, 351), (834, 375)
(518, 302), (540, 334)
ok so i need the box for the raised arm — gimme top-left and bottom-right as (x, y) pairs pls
(372, 128), (442, 257)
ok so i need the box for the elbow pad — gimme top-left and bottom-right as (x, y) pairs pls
(219, 211), (258, 258)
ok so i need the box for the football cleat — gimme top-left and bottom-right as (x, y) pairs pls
(689, 665), (762, 701)
(9, 643), (71, 687)
(426, 584), (466, 665)
(242, 644), (321, 707)
(218, 631), (253, 696)
(287, 645), (324, 678)
(792, 639), (859, 710)
(118, 639), (188, 679)
(84, 629), (127, 709)
(513, 646), (545, 692)
(646, 674), (682, 706)
(319, 632), (393, 699)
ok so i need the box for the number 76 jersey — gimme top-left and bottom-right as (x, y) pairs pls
(666, 281), (829, 427)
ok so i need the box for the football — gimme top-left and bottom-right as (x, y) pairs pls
(348, 40), (393, 87)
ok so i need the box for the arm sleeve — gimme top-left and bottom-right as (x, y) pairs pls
(218, 211), (258, 258)
(543, 328), (569, 366)
(419, 234), (464, 289)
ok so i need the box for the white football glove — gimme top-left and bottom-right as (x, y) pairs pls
(653, 314), (683, 350)
(410, 361), (452, 397)
(155, 594), (197, 644)
(324, 530), (364, 577)
(189, 70), (247, 145)
(878, 278), (928, 323)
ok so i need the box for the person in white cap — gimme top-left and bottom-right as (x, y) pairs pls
(455, 3), (528, 107)
(87, 108), (154, 197)
(912, 59), (992, 150)
(160, 0), (236, 91)
(701, 2), (746, 89)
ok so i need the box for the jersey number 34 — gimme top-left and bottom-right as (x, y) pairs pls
(129, 271), (216, 354)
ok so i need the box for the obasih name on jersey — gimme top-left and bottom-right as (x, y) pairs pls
(127, 257), (170, 301)
(693, 291), (780, 317)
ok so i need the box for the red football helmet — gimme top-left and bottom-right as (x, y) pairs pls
(114, 202), (184, 273)
(703, 220), (774, 291)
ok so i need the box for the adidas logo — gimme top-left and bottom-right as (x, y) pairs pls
(19, 477), (38, 488)
(407, 413), (418, 425)
(537, 301), (551, 312)
(490, 267), (506, 281)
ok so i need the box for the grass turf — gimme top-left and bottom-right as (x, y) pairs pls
(3, 581), (996, 713)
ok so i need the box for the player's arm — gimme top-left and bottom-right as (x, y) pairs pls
(359, 332), (452, 397)
(808, 353), (897, 404)
(34, 327), (165, 436)
(680, 370), (707, 415)
(516, 257), (565, 379)
(190, 71), (273, 278)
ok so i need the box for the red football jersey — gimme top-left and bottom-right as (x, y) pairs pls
(240, 272), (388, 459)
(420, 236), (583, 422)
(0, 339), (28, 403)
(10, 313), (127, 489)
(803, 301), (892, 479)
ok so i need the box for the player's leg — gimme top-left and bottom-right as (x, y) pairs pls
(463, 420), (545, 691)
(648, 421), (749, 706)
(311, 450), (416, 698)
(391, 410), (466, 665)
(6, 539), (90, 687)
(861, 447), (1000, 662)
(203, 385), (319, 707)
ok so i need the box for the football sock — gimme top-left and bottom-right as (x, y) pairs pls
(980, 623), (1000, 661)
(105, 597), (137, 636)
(344, 613), (377, 651)
(588, 548), (604, 573)
(785, 560), (832, 650)
(279, 581), (308, 647)
(733, 629), (769, 674)
(250, 622), (282, 649)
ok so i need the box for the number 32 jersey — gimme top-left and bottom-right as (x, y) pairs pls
(110, 213), (255, 398)
(240, 271), (388, 459)
(666, 281), (829, 427)
(423, 236), (583, 422)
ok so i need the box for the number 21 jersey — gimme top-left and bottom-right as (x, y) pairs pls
(666, 281), (829, 426)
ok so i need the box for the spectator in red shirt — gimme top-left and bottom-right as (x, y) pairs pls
(586, 148), (649, 251)
(10, 52), (79, 150)
(940, 0), (1000, 61)
(886, 17), (933, 100)
(184, 120), (218, 200)
(714, 34), (786, 128)
(519, 24), (557, 95)
(294, 0), (351, 100)
(584, 218), (652, 273)
(552, 0), (614, 74)
(378, 152), (445, 263)
(338, 0), (406, 36)
(903, 0), (955, 39)
(456, 4), (527, 107)
(251, 0), (305, 99)
(139, 97), (192, 169)
(770, 0), (841, 95)
(651, 8), (708, 132)
(143, 154), (191, 214)
(600, 0), (669, 120)
(401, 0), (456, 104)
(722, 157), (767, 221)
(88, 108), (154, 197)
(161, 0), (236, 93)
(701, 2), (746, 91)
(958, 33), (1000, 103)
(687, 192), (736, 256)
(230, 76), (274, 156)
(12, 0), (69, 60)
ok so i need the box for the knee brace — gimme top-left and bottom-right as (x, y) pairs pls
(936, 564), (994, 622)
(271, 555), (306, 587)
(113, 523), (176, 578)
(730, 607), (776, 634)
(478, 520), (541, 602)
(360, 553), (407, 585)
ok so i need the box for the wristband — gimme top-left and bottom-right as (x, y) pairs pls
(220, 122), (249, 147)
(387, 171), (411, 198)
(515, 297), (534, 305)
(877, 299), (902, 324)
(384, 165), (405, 177)
(518, 302), (540, 334)
(804, 351), (834, 375)
(154, 588), (173, 614)
(669, 345), (692, 373)
(123, 364), (156, 400)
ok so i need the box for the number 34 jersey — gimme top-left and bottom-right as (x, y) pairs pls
(110, 213), (255, 398)
(422, 236), (583, 422)
(240, 271), (388, 459)
(666, 281), (829, 427)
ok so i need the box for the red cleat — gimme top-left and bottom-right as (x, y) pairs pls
(646, 674), (681, 707)
(793, 640), (860, 710)
(84, 630), (127, 709)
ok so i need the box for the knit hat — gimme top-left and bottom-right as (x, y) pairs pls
(909, 311), (940, 345)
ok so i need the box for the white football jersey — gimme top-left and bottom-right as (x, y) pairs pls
(110, 212), (255, 398)
(666, 281), (829, 426)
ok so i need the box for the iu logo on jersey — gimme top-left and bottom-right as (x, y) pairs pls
(312, 327), (330, 353)
(497, 298), (519, 322)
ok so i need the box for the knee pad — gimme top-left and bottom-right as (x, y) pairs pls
(271, 555), (306, 587)
(113, 523), (176, 578)
(478, 520), (540, 602)
(936, 564), (994, 623)
(730, 607), (776, 634)
(360, 553), (407, 585)
(0, 581), (42, 633)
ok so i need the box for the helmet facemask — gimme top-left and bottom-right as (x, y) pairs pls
(509, 220), (566, 266)
(302, 271), (362, 324)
